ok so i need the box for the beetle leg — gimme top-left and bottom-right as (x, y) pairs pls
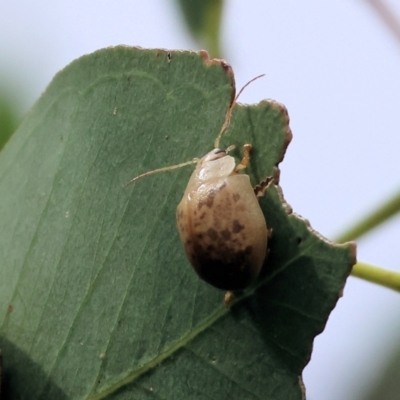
(224, 291), (235, 307)
(235, 143), (252, 172)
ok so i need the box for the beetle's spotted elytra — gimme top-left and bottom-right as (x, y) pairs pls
(126, 74), (271, 291)
(176, 143), (268, 291)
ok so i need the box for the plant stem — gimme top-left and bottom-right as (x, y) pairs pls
(336, 189), (400, 243)
(352, 262), (400, 293)
(366, 0), (400, 46)
(335, 190), (400, 290)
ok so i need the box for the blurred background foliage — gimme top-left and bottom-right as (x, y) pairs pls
(0, 95), (18, 152)
(1, 1), (400, 399)
(176, 0), (224, 58)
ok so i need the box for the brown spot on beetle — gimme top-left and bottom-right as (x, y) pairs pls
(198, 183), (227, 210)
(232, 220), (244, 233)
(220, 229), (231, 240)
(198, 190), (217, 209)
(235, 204), (245, 213)
(207, 228), (219, 240)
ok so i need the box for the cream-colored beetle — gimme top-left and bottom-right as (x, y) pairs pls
(176, 143), (268, 290)
(126, 75), (269, 291)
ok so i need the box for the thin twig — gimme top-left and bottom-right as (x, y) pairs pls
(336, 189), (400, 243)
(366, 0), (400, 45)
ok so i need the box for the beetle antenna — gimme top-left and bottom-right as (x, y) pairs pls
(123, 158), (199, 188)
(214, 74), (265, 149)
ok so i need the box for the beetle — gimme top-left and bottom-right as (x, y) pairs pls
(175, 141), (268, 290)
(126, 75), (270, 291)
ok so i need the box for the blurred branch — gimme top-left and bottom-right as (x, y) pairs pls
(344, 0), (400, 292)
(336, 189), (400, 242)
(336, 188), (400, 290)
(366, 0), (400, 45)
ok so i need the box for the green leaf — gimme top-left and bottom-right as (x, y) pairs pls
(0, 96), (18, 152)
(0, 47), (355, 399)
(176, 0), (224, 58)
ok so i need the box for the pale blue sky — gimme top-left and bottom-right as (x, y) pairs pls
(1, 1), (400, 399)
